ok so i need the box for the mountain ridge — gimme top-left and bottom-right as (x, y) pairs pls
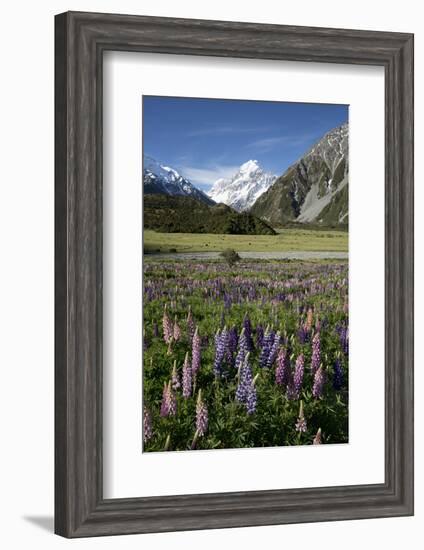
(250, 123), (348, 227)
(143, 155), (214, 206)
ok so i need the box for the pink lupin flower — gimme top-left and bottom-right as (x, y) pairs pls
(182, 352), (192, 398)
(143, 406), (153, 443)
(173, 316), (181, 342)
(191, 327), (201, 376)
(162, 304), (173, 344)
(312, 365), (326, 399)
(171, 359), (180, 391)
(160, 381), (176, 417)
(295, 400), (307, 432)
(196, 390), (208, 437)
(313, 428), (322, 445)
(311, 332), (321, 376)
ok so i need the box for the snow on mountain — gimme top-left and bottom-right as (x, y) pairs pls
(143, 155), (214, 205)
(250, 123), (349, 226)
(207, 160), (277, 212)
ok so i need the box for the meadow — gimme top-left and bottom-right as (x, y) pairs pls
(144, 228), (348, 254)
(143, 258), (349, 452)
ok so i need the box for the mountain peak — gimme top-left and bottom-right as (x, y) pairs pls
(239, 159), (260, 174)
(207, 160), (276, 212)
(143, 156), (214, 206)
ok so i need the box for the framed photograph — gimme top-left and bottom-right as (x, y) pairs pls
(55, 11), (414, 537)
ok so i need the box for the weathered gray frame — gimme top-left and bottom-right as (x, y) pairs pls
(55, 11), (414, 538)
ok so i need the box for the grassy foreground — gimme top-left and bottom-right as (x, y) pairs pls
(144, 228), (348, 253)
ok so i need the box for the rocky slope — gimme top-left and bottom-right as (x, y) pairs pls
(250, 123), (349, 226)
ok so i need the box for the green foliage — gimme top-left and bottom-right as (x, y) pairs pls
(143, 259), (349, 452)
(220, 248), (241, 266)
(143, 194), (276, 235)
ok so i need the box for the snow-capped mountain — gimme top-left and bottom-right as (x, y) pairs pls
(143, 155), (214, 205)
(207, 160), (277, 212)
(251, 123), (349, 226)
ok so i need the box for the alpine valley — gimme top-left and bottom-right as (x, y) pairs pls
(143, 156), (275, 236)
(143, 122), (348, 232)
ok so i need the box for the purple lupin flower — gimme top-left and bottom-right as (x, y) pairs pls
(234, 328), (248, 372)
(143, 406), (153, 443)
(243, 314), (254, 351)
(171, 359), (180, 391)
(256, 324), (264, 348)
(228, 326), (238, 355)
(153, 322), (159, 338)
(341, 326), (349, 355)
(182, 352), (192, 398)
(196, 390), (208, 437)
(311, 332), (321, 376)
(295, 400), (307, 432)
(191, 327), (201, 377)
(162, 305), (173, 344)
(313, 427), (322, 445)
(266, 331), (281, 368)
(173, 316), (181, 342)
(312, 365), (326, 399)
(246, 376), (257, 415)
(236, 353), (253, 403)
(287, 354), (305, 400)
(259, 326), (274, 368)
(275, 347), (290, 387)
(236, 354), (257, 413)
(333, 357), (343, 390)
(213, 327), (229, 377)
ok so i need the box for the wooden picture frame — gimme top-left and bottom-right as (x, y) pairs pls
(55, 11), (414, 538)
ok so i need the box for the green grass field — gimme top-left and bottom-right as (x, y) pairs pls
(144, 228), (348, 253)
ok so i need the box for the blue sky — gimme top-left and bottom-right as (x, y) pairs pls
(143, 96), (348, 191)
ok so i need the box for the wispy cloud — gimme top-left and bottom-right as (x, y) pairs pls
(180, 164), (239, 188)
(186, 125), (271, 138)
(247, 132), (321, 153)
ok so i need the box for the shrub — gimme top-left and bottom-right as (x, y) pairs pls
(220, 248), (241, 266)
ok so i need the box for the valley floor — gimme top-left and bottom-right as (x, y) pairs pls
(144, 228), (348, 254)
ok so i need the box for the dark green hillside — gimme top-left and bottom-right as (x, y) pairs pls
(144, 194), (276, 235)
